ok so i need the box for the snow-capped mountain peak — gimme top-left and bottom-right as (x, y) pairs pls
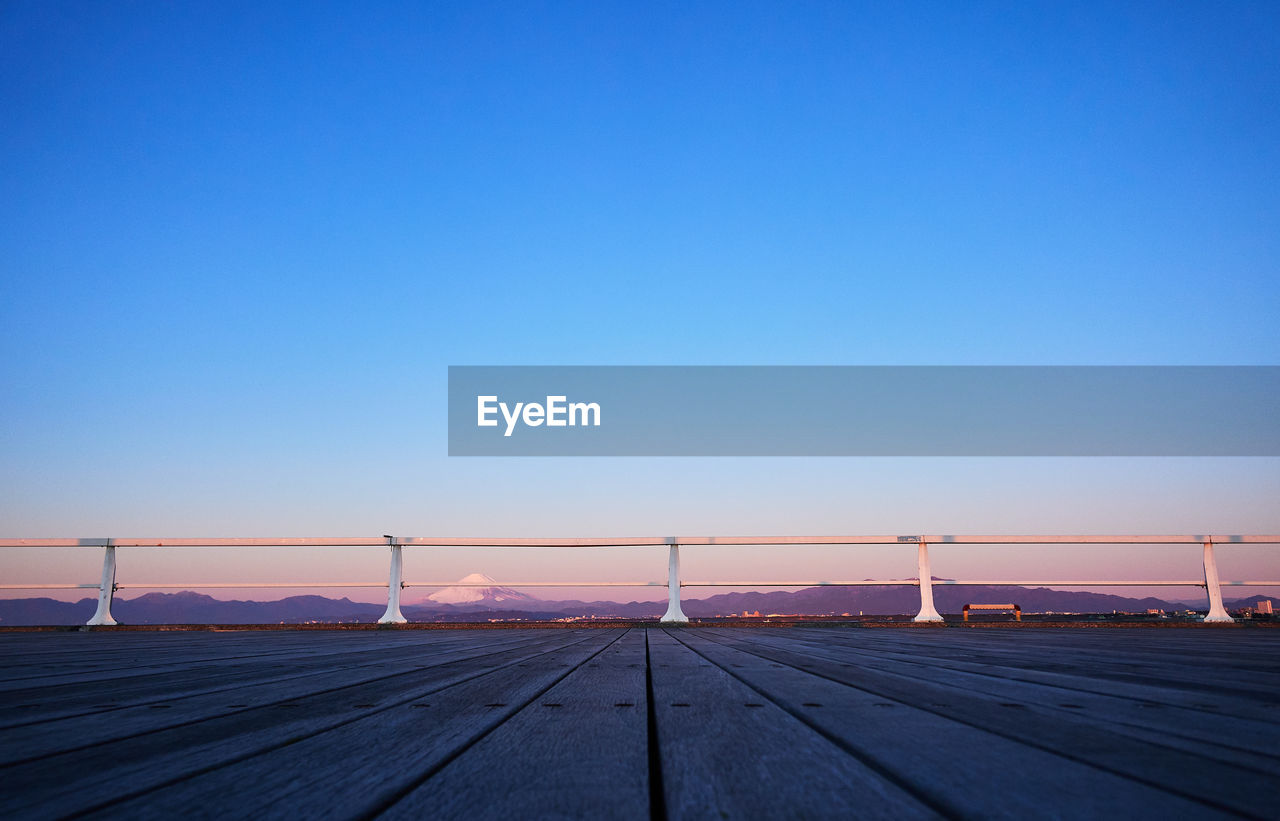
(425, 573), (537, 604)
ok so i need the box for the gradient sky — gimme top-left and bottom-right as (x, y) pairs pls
(2, 1), (1278, 603)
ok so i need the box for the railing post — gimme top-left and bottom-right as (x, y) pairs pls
(378, 537), (407, 624)
(87, 541), (118, 626)
(1201, 540), (1233, 623)
(660, 543), (688, 623)
(913, 540), (943, 622)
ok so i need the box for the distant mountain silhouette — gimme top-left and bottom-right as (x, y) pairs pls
(1, 585), (1275, 626)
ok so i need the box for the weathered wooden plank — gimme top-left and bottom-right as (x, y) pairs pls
(646, 629), (940, 819)
(0, 630), (579, 766)
(869, 627), (1280, 671)
(798, 623), (1255, 658)
(810, 629), (1280, 695)
(758, 628), (1280, 737)
(702, 629), (1277, 817)
(0, 630), (366, 673)
(0, 631), (549, 728)
(378, 627), (650, 820)
(0, 630), (544, 710)
(674, 630), (1236, 818)
(0, 630), (508, 690)
(772, 628), (1280, 720)
(778, 627), (1280, 719)
(1, 627), (1276, 820)
(68, 629), (627, 820)
(0, 630), (613, 818)
(779, 628), (1280, 752)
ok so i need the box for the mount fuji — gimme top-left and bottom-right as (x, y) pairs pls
(420, 573), (540, 606)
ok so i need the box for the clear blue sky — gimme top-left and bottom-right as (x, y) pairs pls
(2, 2), (1278, 598)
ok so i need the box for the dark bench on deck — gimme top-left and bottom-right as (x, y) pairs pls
(963, 603), (1022, 621)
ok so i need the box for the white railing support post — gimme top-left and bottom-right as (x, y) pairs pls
(87, 542), (118, 626)
(661, 543), (688, 623)
(1201, 540), (1233, 623)
(913, 541), (943, 622)
(378, 538), (407, 624)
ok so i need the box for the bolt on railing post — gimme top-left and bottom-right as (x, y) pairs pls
(378, 538), (407, 624)
(913, 541), (943, 622)
(87, 542), (118, 626)
(1201, 540), (1233, 623)
(660, 543), (688, 623)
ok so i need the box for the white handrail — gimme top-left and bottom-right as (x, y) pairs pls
(2, 532), (1280, 543)
(3, 534), (1279, 547)
(2, 535), (1276, 626)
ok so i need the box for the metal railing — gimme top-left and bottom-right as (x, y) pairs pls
(1, 535), (1277, 626)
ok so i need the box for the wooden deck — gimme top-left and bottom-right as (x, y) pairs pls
(0, 627), (1276, 819)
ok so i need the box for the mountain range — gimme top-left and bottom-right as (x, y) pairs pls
(1, 579), (1275, 625)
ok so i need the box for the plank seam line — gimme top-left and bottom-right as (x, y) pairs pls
(662, 628), (961, 821)
(695, 630), (1268, 820)
(645, 629), (668, 821)
(353, 628), (631, 821)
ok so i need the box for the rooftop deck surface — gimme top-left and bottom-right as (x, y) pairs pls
(0, 626), (1276, 819)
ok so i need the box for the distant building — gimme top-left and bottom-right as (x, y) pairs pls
(1257, 600), (1274, 614)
